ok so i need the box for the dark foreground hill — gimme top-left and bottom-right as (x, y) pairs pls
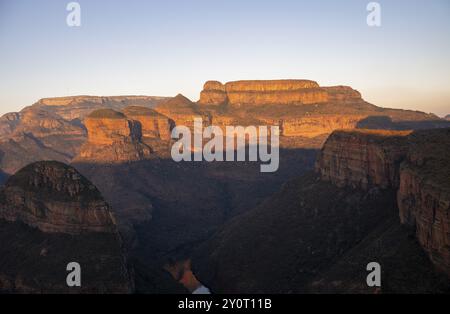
(0, 161), (133, 293)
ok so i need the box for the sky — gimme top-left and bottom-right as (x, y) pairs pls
(0, 0), (449, 116)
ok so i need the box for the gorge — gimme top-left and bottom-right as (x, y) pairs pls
(0, 79), (449, 293)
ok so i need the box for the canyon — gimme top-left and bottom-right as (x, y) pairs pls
(192, 128), (450, 293)
(0, 79), (449, 293)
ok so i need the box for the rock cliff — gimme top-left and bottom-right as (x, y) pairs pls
(397, 129), (450, 276)
(75, 109), (152, 163)
(316, 128), (450, 277)
(199, 79), (328, 106)
(0, 161), (133, 293)
(123, 106), (172, 141)
(0, 161), (117, 234)
(316, 129), (411, 189)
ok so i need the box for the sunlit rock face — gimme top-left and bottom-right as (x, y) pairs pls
(199, 79), (328, 106)
(75, 109), (152, 163)
(123, 106), (172, 141)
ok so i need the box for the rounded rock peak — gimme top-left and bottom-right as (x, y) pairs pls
(0, 161), (116, 234)
(203, 81), (225, 91)
(123, 106), (163, 117)
(5, 161), (104, 202)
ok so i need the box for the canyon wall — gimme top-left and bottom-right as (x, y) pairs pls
(316, 129), (411, 189)
(397, 129), (450, 275)
(316, 128), (450, 276)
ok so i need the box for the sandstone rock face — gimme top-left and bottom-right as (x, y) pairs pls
(316, 129), (411, 189)
(280, 115), (366, 138)
(76, 109), (152, 163)
(0, 161), (117, 234)
(155, 94), (210, 131)
(316, 128), (450, 277)
(123, 106), (172, 141)
(397, 129), (450, 276)
(199, 80), (328, 106)
(84, 110), (140, 145)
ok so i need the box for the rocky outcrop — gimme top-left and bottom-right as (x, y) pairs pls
(0, 161), (117, 234)
(445, 114), (450, 121)
(316, 129), (411, 189)
(123, 106), (172, 141)
(316, 128), (450, 277)
(75, 109), (152, 163)
(0, 161), (133, 293)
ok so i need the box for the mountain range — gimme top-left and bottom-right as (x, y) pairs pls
(0, 79), (449, 293)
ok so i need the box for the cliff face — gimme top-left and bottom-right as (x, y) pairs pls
(123, 106), (172, 141)
(199, 80), (329, 106)
(75, 109), (152, 163)
(316, 129), (411, 189)
(397, 129), (450, 275)
(0, 161), (116, 234)
(280, 115), (366, 138)
(316, 128), (450, 277)
(0, 161), (133, 293)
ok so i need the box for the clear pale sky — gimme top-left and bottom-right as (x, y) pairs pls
(1, 0), (449, 116)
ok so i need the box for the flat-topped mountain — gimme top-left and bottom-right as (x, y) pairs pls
(0, 161), (133, 293)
